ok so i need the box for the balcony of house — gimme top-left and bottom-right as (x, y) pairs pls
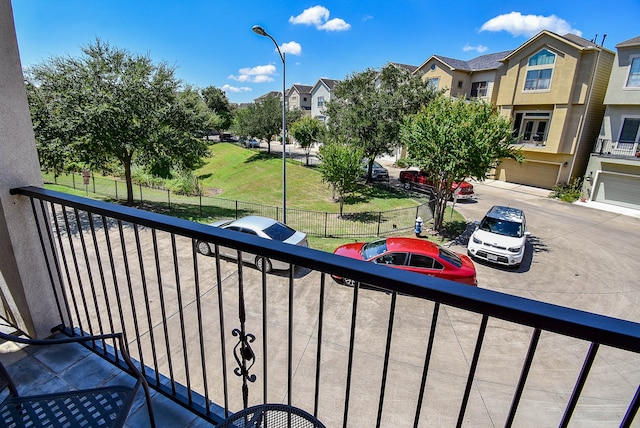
(2, 186), (640, 427)
(593, 138), (640, 159)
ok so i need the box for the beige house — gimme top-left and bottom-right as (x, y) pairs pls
(414, 51), (512, 104)
(493, 31), (614, 188)
(286, 84), (312, 116)
(582, 36), (640, 209)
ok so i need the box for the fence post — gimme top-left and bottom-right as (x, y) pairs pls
(377, 212), (382, 236)
(72, 173), (76, 189)
(167, 189), (171, 209)
(199, 194), (202, 217)
(139, 183), (143, 203)
(324, 212), (328, 238)
(92, 175), (96, 194)
(115, 180), (118, 200)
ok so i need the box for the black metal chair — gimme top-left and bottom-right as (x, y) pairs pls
(219, 403), (325, 428)
(0, 329), (155, 427)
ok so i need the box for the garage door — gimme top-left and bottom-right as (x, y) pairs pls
(593, 172), (640, 210)
(496, 160), (559, 189)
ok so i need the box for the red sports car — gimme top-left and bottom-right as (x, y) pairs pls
(333, 237), (477, 286)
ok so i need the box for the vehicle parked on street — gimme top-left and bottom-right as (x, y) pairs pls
(362, 159), (389, 181)
(244, 139), (261, 148)
(333, 237), (477, 286)
(196, 215), (308, 273)
(399, 169), (474, 200)
(467, 205), (529, 267)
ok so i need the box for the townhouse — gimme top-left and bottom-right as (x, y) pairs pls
(581, 36), (640, 210)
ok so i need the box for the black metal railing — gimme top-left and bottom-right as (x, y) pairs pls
(593, 138), (640, 158)
(9, 186), (640, 427)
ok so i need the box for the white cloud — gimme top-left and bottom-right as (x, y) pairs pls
(222, 84), (252, 94)
(480, 12), (582, 38)
(319, 18), (350, 31)
(463, 44), (488, 53)
(281, 41), (302, 55)
(228, 64), (276, 83)
(289, 5), (351, 32)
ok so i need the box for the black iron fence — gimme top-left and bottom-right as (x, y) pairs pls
(593, 138), (640, 158)
(43, 172), (432, 238)
(10, 186), (640, 427)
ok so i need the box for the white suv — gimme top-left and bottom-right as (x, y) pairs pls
(467, 206), (529, 267)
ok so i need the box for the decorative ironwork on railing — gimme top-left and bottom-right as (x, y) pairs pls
(9, 185), (640, 427)
(593, 138), (640, 158)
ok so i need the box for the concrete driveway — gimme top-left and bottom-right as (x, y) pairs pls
(447, 180), (640, 323)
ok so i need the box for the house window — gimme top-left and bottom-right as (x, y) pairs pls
(618, 117), (640, 145)
(626, 57), (640, 87)
(426, 77), (439, 89)
(524, 49), (555, 91)
(471, 81), (487, 97)
(457, 81), (463, 89)
(303, 97), (308, 102)
(317, 96), (324, 107)
(512, 111), (551, 145)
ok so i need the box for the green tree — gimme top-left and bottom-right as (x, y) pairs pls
(25, 39), (212, 205)
(201, 85), (234, 132)
(317, 141), (364, 216)
(231, 94), (302, 154)
(326, 64), (437, 182)
(290, 116), (325, 165)
(401, 96), (524, 231)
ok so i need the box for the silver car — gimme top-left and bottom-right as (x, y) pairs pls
(196, 215), (308, 273)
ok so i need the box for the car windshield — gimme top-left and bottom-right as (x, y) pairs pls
(262, 222), (297, 241)
(361, 239), (387, 260)
(438, 246), (462, 268)
(479, 217), (522, 238)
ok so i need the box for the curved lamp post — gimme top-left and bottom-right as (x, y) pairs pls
(252, 25), (287, 224)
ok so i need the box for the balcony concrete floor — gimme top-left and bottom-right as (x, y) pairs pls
(0, 322), (216, 427)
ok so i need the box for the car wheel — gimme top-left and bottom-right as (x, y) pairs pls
(255, 256), (273, 273)
(403, 181), (412, 190)
(196, 241), (212, 256)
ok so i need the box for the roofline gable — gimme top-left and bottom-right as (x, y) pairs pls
(500, 30), (612, 62)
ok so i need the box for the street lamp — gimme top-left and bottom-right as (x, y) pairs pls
(252, 25), (287, 224)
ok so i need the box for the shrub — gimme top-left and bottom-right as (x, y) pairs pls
(395, 157), (410, 168)
(550, 177), (583, 202)
(166, 171), (202, 196)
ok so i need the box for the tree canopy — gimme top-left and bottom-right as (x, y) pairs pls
(317, 141), (364, 216)
(231, 94), (302, 154)
(401, 96), (524, 230)
(326, 63), (438, 182)
(25, 39), (213, 205)
(201, 85), (234, 132)
(290, 116), (325, 165)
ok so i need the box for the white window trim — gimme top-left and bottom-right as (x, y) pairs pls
(617, 115), (640, 148)
(513, 110), (553, 145)
(522, 49), (556, 93)
(624, 55), (640, 89)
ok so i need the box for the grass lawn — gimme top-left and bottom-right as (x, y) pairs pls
(42, 142), (467, 252)
(196, 143), (423, 213)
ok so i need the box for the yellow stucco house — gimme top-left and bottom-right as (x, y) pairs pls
(413, 31), (615, 189)
(493, 31), (614, 188)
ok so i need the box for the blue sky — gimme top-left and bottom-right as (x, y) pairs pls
(11, 0), (640, 104)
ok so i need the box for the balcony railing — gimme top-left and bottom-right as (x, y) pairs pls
(593, 138), (640, 158)
(8, 185), (640, 427)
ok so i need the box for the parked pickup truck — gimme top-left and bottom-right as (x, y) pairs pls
(398, 170), (474, 200)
